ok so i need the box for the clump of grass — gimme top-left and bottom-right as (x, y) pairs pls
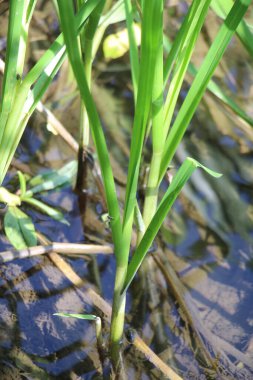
(56, 0), (251, 372)
(1, 0), (252, 376)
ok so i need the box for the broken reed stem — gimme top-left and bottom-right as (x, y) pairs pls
(0, 242), (113, 263)
(126, 328), (183, 380)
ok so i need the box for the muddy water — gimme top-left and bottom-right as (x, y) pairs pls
(1, 2), (253, 379)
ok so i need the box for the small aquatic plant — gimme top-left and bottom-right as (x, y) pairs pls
(56, 0), (251, 372)
(0, 162), (76, 249)
(0, 0), (252, 376)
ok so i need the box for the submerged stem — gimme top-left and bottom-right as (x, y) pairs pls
(110, 265), (127, 372)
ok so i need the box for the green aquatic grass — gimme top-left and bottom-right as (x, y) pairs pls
(123, 158), (222, 293)
(1, 0), (252, 374)
(0, 0), (101, 185)
(54, 313), (103, 350)
(159, 0), (252, 182)
(0, 0), (31, 138)
(124, 0), (139, 99)
(57, 0), (122, 259)
(0, 166), (73, 249)
(212, 0), (253, 58)
(58, 0), (250, 372)
(56, 0), (251, 371)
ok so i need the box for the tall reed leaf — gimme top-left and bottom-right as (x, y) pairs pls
(0, 0), (28, 142)
(164, 0), (209, 85)
(123, 158), (222, 293)
(123, 0), (163, 233)
(188, 63), (253, 128)
(163, 0), (211, 137)
(0, 0), (100, 186)
(57, 0), (123, 259)
(141, 4), (164, 227)
(159, 0), (251, 182)
(124, 0), (139, 100)
(212, 0), (253, 58)
(163, 36), (253, 128)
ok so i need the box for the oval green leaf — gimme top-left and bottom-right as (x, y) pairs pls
(4, 206), (37, 249)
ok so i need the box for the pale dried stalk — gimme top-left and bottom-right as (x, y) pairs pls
(0, 242), (113, 263)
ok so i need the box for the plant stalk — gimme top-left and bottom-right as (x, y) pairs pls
(110, 264), (127, 371)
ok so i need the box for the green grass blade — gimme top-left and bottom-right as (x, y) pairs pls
(151, 34), (164, 155)
(122, 158), (222, 293)
(0, 49), (66, 185)
(123, 0), (163, 234)
(26, 0), (37, 24)
(163, 0), (211, 137)
(78, 0), (106, 149)
(188, 63), (253, 128)
(24, 0), (101, 87)
(22, 46), (66, 120)
(159, 0), (251, 182)
(83, 1), (105, 48)
(211, 0), (253, 58)
(17, 171), (27, 197)
(53, 313), (97, 320)
(99, 0), (124, 27)
(163, 0), (209, 85)
(0, 0), (27, 143)
(124, 0), (139, 100)
(163, 35), (253, 128)
(140, 3), (164, 227)
(21, 197), (69, 225)
(27, 161), (77, 196)
(57, 0), (122, 259)
(0, 0), (99, 186)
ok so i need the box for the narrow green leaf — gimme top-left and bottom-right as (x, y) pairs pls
(26, 161), (77, 196)
(123, 158), (222, 293)
(4, 206), (37, 249)
(163, 0), (211, 136)
(99, 0), (125, 27)
(53, 313), (97, 321)
(17, 171), (27, 197)
(0, 0), (100, 186)
(26, 0), (37, 24)
(159, 0), (251, 182)
(83, 1), (105, 45)
(123, 0), (163, 232)
(211, 0), (253, 58)
(163, 0), (209, 85)
(188, 63), (253, 128)
(57, 0), (122, 260)
(163, 35), (253, 128)
(141, 0), (164, 227)
(124, 0), (139, 99)
(23, 0), (101, 87)
(21, 197), (69, 225)
(0, 0), (26, 143)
